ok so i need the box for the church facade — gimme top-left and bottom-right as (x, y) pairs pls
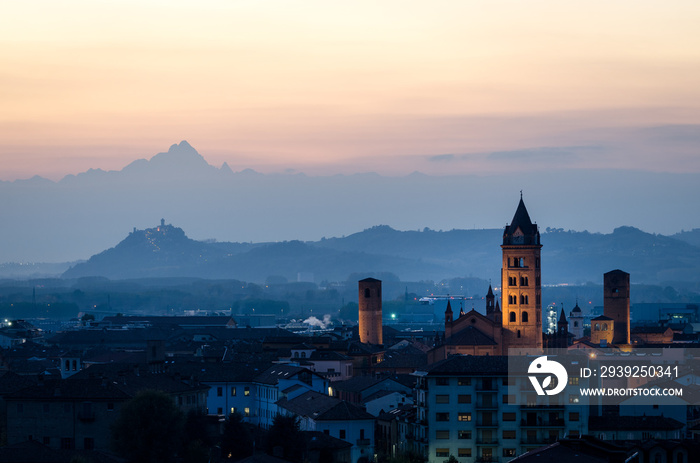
(428, 197), (543, 363)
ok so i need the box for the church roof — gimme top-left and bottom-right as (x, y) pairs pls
(445, 300), (453, 314)
(503, 197), (540, 245)
(486, 285), (494, 297)
(571, 302), (582, 313)
(559, 309), (567, 323)
(359, 277), (381, 283)
(445, 325), (498, 346)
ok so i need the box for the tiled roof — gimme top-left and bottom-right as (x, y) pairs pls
(425, 355), (509, 375)
(300, 431), (352, 450)
(444, 325), (498, 346)
(315, 400), (374, 421)
(588, 415), (684, 431)
(254, 365), (308, 385)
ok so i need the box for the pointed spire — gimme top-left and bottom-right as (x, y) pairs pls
(445, 298), (453, 323)
(487, 284), (494, 298)
(559, 308), (568, 323)
(495, 300), (501, 312)
(503, 195), (540, 245)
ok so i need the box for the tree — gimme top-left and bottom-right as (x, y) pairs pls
(110, 390), (185, 463)
(443, 456), (458, 463)
(266, 415), (303, 463)
(220, 412), (253, 461)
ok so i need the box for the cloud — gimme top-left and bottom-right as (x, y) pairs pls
(487, 145), (602, 163)
(428, 154), (456, 162)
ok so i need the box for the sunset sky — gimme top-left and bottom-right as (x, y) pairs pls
(2, 1), (700, 180)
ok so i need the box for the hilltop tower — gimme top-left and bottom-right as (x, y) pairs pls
(501, 196), (543, 350)
(358, 278), (383, 345)
(604, 269), (630, 346)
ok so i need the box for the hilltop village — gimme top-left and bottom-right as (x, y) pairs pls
(0, 199), (699, 463)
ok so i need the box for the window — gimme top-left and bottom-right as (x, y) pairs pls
(230, 407), (235, 414)
(458, 378), (471, 386)
(436, 449), (449, 458)
(60, 438), (73, 450)
(244, 387), (250, 396)
(436, 413), (450, 422)
(503, 412), (516, 421)
(217, 387), (223, 397)
(84, 438), (94, 450)
(458, 395), (471, 404)
(43, 437), (50, 446)
(503, 448), (517, 457)
(569, 377), (579, 385)
(435, 378), (449, 386)
(602, 323), (609, 331)
(509, 312), (516, 322)
(502, 430), (516, 439)
(569, 412), (580, 421)
(458, 430), (472, 439)
(217, 407), (223, 415)
(244, 408), (250, 417)
(364, 288), (370, 298)
(458, 448), (472, 457)
(436, 430), (449, 439)
(323, 429), (329, 435)
(517, 330), (521, 338)
(301, 352), (306, 358)
(520, 276), (528, 286)
(107, 402), (114, 411)
(457, 412), (471, 422)
(520, 295), (529, 305)
(231, 387), (236, 396)
(16, 403), (23, 413)
(594, 323), (600, 331)
(568, 395), (579, 404)
(522, 311), (529, 323)
(339, 429), (346, 439)
(43, 403), (50, 413)
(436, 395), (450, 404)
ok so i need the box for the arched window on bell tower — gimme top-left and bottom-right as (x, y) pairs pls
(509, 312), (516, 323)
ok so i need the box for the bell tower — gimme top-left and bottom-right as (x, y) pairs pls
(501, 195), (543, 351)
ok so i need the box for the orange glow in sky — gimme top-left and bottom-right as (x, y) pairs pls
(2, 1), (700, 179)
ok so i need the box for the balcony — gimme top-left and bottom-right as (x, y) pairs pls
(475, 402), (499, 410)
(77, 411), (95, 422)
(520, 418), (564, 427)
(475, 420), (499, 427)
(520, 404), (564, 410)
(475, 457), (499, 463)
(476, 439), (499, 446)
(476, 385), (499, 393)
(521, 437), (557, 445)
(357, 439), (371, 446)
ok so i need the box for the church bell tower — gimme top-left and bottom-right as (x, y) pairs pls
(501, 195), (543, 351)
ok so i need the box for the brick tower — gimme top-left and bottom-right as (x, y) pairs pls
(501, 196), (543, 351)
(603, 269), (630, 346)
(358, 278), (383, 345)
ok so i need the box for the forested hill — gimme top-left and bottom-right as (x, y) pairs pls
(62, 223), (700, 285)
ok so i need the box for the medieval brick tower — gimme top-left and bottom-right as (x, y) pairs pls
(501, 196), (543, 350)
(358, 278), (383, 345)
(604, 269), (630, 346)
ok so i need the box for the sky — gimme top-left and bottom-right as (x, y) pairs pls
(2, 1), (700, 180)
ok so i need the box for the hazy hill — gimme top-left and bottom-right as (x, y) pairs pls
(2, 141), (700, 263)
(62, 221), (700, 285)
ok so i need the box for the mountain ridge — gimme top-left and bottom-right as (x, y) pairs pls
(61, 221), (700, 285)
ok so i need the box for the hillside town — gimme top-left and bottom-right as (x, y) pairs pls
(1, 198), (699, 463)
